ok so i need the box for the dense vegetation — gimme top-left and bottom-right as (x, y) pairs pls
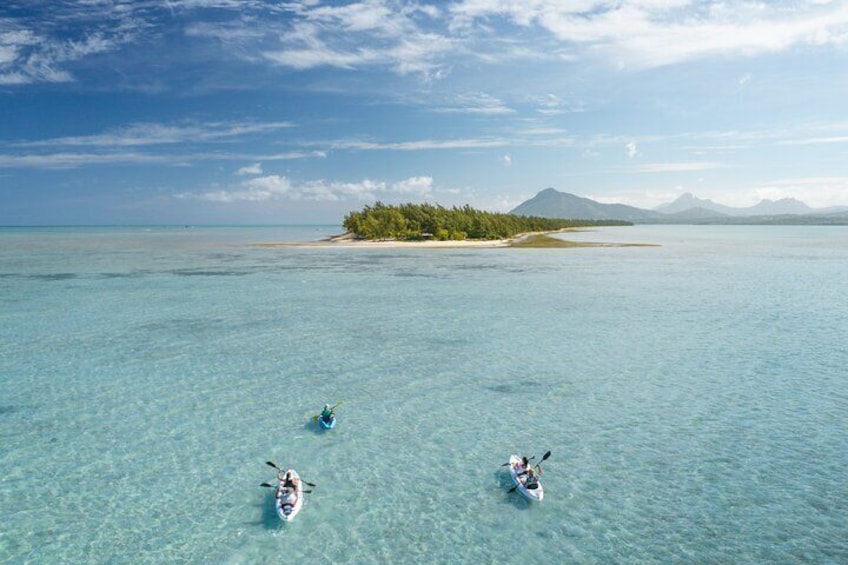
(343, 202), (632, 241)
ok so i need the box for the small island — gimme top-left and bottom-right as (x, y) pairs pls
(342, 202), (630, 241)
(256, 202), (655, 248)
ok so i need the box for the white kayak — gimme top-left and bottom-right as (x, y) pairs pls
(509, 454), (544, 502)
(275, 469), (304, 521)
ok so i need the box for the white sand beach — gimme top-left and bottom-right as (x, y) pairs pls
(256, 230), (568, 248)
(254, 229), (654, 249)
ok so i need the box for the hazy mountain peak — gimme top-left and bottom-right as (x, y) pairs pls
(655, 192), (719, 213)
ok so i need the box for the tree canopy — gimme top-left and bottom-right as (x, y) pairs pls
(342, 202), (631, 241)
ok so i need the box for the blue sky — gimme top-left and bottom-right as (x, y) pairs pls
(2, 0), (848, 225)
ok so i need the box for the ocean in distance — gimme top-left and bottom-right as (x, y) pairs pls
(1, 224), (846, 564)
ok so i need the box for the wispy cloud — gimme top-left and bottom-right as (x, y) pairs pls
(630, 162), (724, 173)
(6, 0), (848, 89)
(527, 93), (585, 115)
(449, 0), (848, 69)
(180, 174), (435, 203)
(0, 151), (172, 169)
(326, 137), (510, 151)
(0, 149), (323, 169)
(0, 7), (143, 85)
(696, 176), (848, 209)
(262, 1), (454, 78)
(237, 162), (263, 175)
(781, 136), (848, 146)
(12, 120), (296, 148)
(432, 92), (514, 115)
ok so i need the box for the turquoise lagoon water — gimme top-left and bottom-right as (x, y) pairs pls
(1, 225), (846, 563)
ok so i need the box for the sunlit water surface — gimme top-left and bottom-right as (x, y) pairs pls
(1, 225), (846, 563)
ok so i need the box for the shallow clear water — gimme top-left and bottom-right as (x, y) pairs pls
(1, 225), (846, 563)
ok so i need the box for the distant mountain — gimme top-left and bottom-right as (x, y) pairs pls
(747, 198), (813, 216)
(510, 188), (848, 225)
(654, 193), (734, 216)
(655, 192), (816, 217)
(660, 206), (729, 221)
(510, 188), (661, 221)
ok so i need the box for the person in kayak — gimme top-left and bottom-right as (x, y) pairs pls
(518, 456), (531, 470)
(320, 404), (335, 423)
(277, 471), (300, 496)
(520, 467), (539, 490)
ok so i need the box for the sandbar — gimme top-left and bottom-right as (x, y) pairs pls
(255, 230), (657, 249)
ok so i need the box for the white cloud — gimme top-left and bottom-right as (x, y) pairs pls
(433, 92), (514, 115)
(181, 174), (436, 203)
(755, 176), (848, 208)
(0, 151), (171, 169)
(449, 0), (848, 69)
(264, 1), (455, 77)
(0, 149), (322, 170)
(0, 14), (137, 85)
(328, 137), (509, 151)
(631, 162), (724, 173)
(526, 93), (586, 115)
(237, 163), (263, 175)
(13, 120), (295, 148)
(500, 153), (512, 166)
(781, 136), (848, 145)
(626, 141), (639, 159)
(264, 45), (381, 70)
(190, 174), (291, 202)
(7, 0), (848, 90)
(391, 176), (434, 195)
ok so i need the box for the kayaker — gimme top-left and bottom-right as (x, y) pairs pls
(320, 404), (334, 423)
(519, 456), (531, 470)
(521, 467), (539, 490)
(277, 470), (299, 495)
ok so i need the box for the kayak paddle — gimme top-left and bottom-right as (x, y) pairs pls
(312, 400), (343, 422)
(506, 451), (551, 493)
(264, 461), (317, 487)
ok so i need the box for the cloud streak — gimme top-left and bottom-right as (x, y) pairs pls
(629, 161), (724, 173)
(180, 174), (436, 203)
(11, 120), (295, 148)
(0, 149), (324, 169)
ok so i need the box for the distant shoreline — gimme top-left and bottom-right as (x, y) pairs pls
(255, 229), (658, 249)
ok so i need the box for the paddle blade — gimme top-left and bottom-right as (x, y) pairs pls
(260, 482), (275, 488)
(541, 450), (551, 461)
(507, 485), (518, 493)
(303, 481), (316, 487)
(265, 461), (279, 470)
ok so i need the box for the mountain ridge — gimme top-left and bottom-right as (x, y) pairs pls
(509, 188), (848, 224)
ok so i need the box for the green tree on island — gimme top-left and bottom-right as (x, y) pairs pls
(343, 202), (631, 241)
